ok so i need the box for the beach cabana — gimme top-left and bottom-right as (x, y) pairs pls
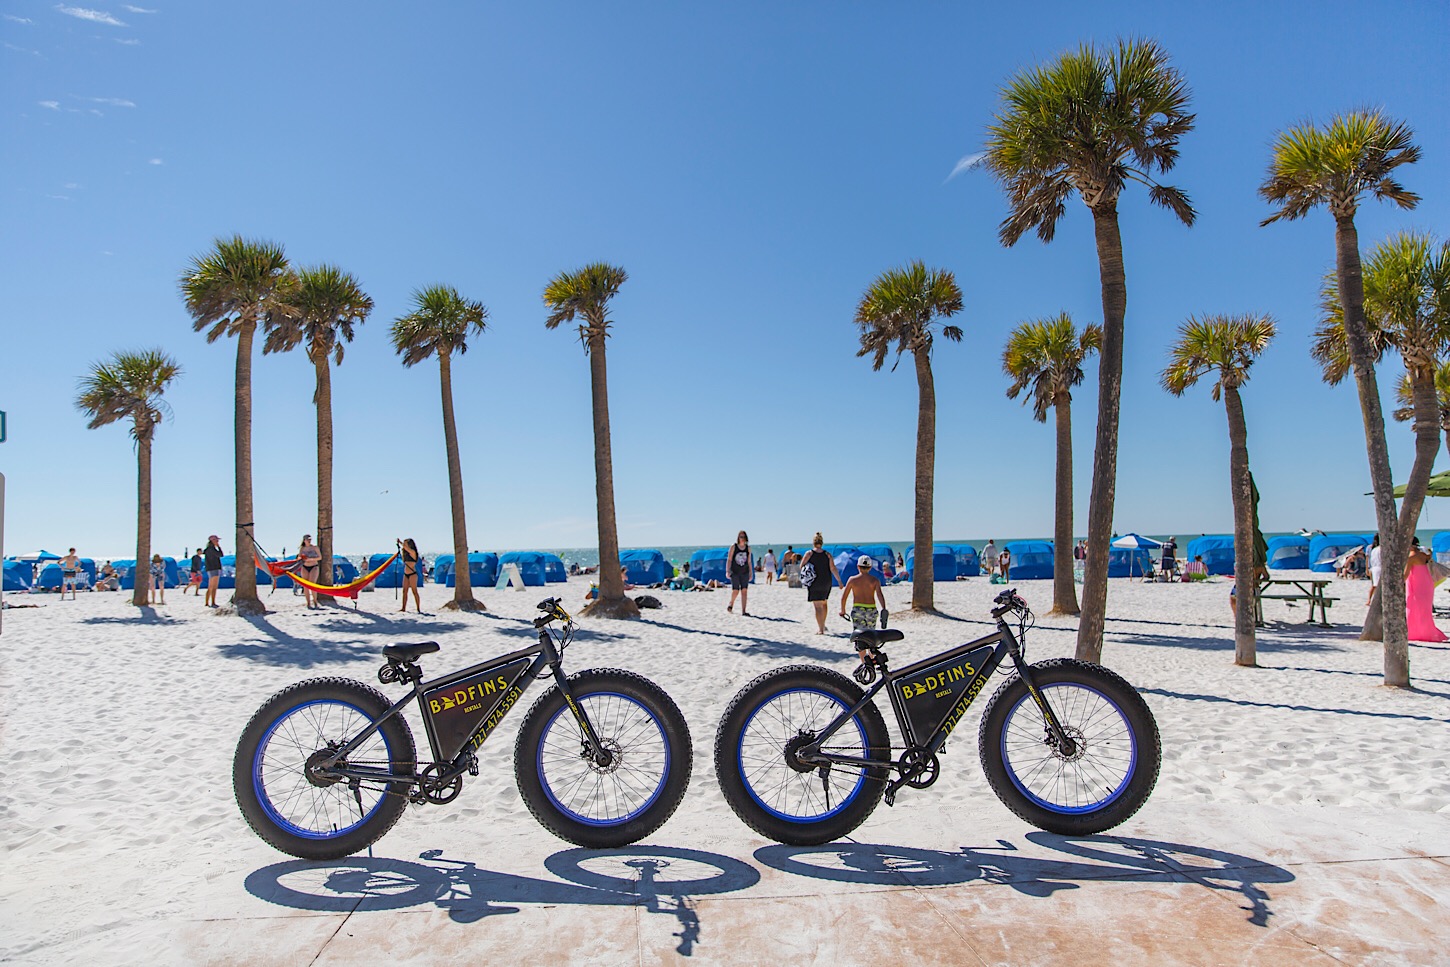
(1308, 534), (1369, 573)
(541, 553), (568, 583)
(217, 555), (272, 589)
(329, 557), (359, 585)
(119, 557), (180, 590)
(903, 545), (957, 582)
(620, 549), (670, 585)
(3, 560), (32, 591)
(1002, 541), (1053, 580)
(1184, 536), (1236, 575)
(858, 544), (896, 570)
(368, 552), (409, 588)
(950, 544), (981, 578)
(36, 558), (99, 590)
(689, 547), (735, 585)
(432, 554), (454, 584)
(1107, 547), (1155, 578)
(445, 552), (500, 588)
(1267, 535), (1311, 570)
(498, 552), (547, 587)
(1431, 532), (1450, 566)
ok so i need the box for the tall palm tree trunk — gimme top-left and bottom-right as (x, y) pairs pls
(133, 427), (152, 608)
(438, 352), (480, 610)
(1224, 386), (1257, 666)
(1335, 217), (1409, 684)
(586, 334), (638, 619)
(1077, 206), (1127, 662)
(910, 349), (937, 611)
(233, 320), (261, 613)
(313, 351), (335, 580)
(1052, 392), (1080, 615)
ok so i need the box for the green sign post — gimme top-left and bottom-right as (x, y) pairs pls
(0, 409), (6, 443)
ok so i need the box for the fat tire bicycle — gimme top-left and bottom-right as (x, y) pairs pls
(233, 598), (692, 860)
(714, 589), (1160, 845)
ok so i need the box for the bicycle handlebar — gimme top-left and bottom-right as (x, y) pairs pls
(991, 588), (1029, 620)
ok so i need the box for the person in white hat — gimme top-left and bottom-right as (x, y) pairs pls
(840, 555), (888, 661)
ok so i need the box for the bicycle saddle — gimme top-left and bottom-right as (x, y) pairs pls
(852, 629), (904, 648)
(384, 641), (440, 662)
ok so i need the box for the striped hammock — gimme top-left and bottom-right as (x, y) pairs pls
(266, 551), (402, 600)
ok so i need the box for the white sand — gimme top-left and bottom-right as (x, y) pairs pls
(1, 573), (1448, 963)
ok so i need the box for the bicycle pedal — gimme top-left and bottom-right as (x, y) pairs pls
(466, 753), (479, 777)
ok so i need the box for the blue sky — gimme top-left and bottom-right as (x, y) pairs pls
(2, 1), (1449, 558)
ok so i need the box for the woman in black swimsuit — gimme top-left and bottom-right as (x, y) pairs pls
(727, 530), (753, 615)
(800, 532), (842, 634)
(399, 537), (422, 613)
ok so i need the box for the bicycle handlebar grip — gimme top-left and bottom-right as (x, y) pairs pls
(537, 597), (560, 612)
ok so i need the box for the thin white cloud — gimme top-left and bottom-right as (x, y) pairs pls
(87, 96), (136, 107)
(63, 182), (81, 189)
(4, 13), (34, 23)
(38, 100), (60, 110)
(147, 157), (162, 165)
(46, 193), (71, 201)
(115, 37), (139, 45)
(55, 5), (127, 26)
(121, 4), (157, 11)
(944, 151), (987, 183)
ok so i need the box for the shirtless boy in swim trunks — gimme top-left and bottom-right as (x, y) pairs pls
(840, 555), (887, 662)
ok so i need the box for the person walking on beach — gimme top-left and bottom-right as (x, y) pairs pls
(297, 534), (322, 609)
(399, 537), (422, 613)
(727, 530), (753, 615)
(59, 548), (82, 599)
(840, 555), (888, 662)
(982, 539), (998, 578)
(998, 546), (1012, 582)
(1161, 537), (1178, 578)
(1368, 534), (1382, 606)
(762, 548), (777, 586)
(148, 554), (167, 605)
(185, 548), (203, 595)
(203, 535), (223, 608)
(800, 533), (842, 634)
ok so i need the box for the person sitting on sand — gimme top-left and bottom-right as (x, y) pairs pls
(621, 565), (636, 591)
(1182, 555), (1208, 580)
(840, 555), (888, 663)
(668, 562), (696, 591)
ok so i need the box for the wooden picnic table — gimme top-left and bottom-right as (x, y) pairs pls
(1255, 577), (1337, 627)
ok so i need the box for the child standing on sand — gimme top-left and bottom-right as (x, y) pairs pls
(840, 555), (888, 662)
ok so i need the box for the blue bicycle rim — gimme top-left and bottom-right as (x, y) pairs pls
(739, 688), (869, 823)
(536, 691), (669, 827)
(1000, 683), (1136, 815)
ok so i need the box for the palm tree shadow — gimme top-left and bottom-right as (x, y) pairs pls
(80, 605), (184, 626)
(216, 614), (376, 667)
(1139, 685), (1445, 723)
(641, 618), (847, 662)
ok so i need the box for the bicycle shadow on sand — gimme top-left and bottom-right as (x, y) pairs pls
(246, 845), (760, 955)
(755, 834), (1292, 927)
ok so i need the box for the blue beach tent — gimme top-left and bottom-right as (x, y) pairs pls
(216, 555), (271, 589)
(119, 557), (181, 590)
(1432, 532), (1450, 565)
(36, 558), (99, 589)
(1185, 536), (1235, 576)
(1308, 534), (1369, 573)
(445, 552), (499, 588)
(541, 553), (568, 583)
(3, 560), (32, 591)
(1002, 541), (1053, 580)
(951, 545), (981, 578)
(1107, 547), (1155, 578)
(330, 557), (359, 585)
(858, 544), (896, 569)
(690, 547), (733, 585)
(822, 545), (866, 587)
(369, 552), (409, 588)
(903, 545), (956, 582)
(498, 551), (547, 587)
(620, 549), (670, 585)
(432, 554), (454, 584)
(1266, 535), (1310, 570)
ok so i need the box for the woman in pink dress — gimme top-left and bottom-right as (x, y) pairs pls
(1404, 537), (1446, 642)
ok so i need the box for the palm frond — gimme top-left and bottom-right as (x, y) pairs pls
(543, 263), (628, 351)
(75, 348), (182, 441)
(390, 284), (488, 367)
(1002, 311), (1099, 422)
(179, 235), (295, 339)
(1260, 109), (1421, 226)
(854, 261), (963, 372)
(1162, 313), (1276, 400)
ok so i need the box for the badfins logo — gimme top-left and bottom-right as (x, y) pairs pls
(910, 683), (927, 697)
(440, 695), (456, 710)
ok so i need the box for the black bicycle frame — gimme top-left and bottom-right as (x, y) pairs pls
(800, 615), (1073, 779)
(318, 622), (605, 789)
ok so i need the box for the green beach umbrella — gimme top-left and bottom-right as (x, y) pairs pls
(1391, 470), (1450, 498)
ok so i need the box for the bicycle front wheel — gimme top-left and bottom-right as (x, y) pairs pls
(514, 668), (692, 848)
(979, 658), (1160, 836)
(715, 665), (891, 846)
(233, 678), (415, 861)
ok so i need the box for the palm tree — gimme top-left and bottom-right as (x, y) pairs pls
(1315, 233), (1450, 652)
(855, 261), (963, 613)
(75, 350), (182, 607)
(1003, 313), (1102, 616)
(265, 265), (374, 580)
(983, 38), (1195, 662)
(1162, 315), (1276, 667)
(1392, 361), (1450, 459)
(180, 236), (295, 615)
(543, 263), (637, 620)
(1260, 111), (1421, 688)
(391, 285), (488, 612)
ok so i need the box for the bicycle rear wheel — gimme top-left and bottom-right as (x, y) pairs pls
(233, 678), (415, 861)
(978, 659), (1160, 836)
(715, 665), (891, 846)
